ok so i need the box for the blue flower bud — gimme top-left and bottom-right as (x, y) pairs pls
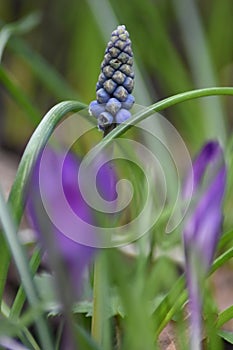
(103, 79), (117, 94)
(115, 108), (131, 123)
(96, 88), (110, 103)
(106, 98), (122, 116)
(113, 86), (128, 102)
(98, 112), (114, 128)
(89, 100), (105, 118)
(112, 71), (126, 85)
(123, 77), (134, 93)
(122, 94), (135, 110)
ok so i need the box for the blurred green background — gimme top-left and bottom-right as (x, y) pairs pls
(0, 0), (233, 154)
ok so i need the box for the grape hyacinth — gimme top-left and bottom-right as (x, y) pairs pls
(89, 25), (135, 135)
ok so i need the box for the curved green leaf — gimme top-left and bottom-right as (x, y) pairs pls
(9, 100), (86, 222)
(92, 87), (233, 159)
(216, 305), (233, 329)
(0, 100), (86, 304)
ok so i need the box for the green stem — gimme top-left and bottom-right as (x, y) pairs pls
(91, 254), (105, 343)
(91, 253), (109, 347)
(10, 247), (41, 318)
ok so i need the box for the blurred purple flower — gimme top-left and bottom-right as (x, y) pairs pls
(27, 147), (117, 296)
(183, 141), (226, 349)
(0, 337), (29, 350)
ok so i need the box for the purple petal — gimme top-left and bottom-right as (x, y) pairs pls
(0, 337), (29, 350)
(27, 147), (118, 294)
(184, 164), (226, 269)
(27, 148), (96, 295)
(183, 141), (223, 201)
(183, 140), (227, 350)
(96, 158), (118, 202)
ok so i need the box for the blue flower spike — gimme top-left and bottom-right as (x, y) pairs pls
(89, 25), (135, 136)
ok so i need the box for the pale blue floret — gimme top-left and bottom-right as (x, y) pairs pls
(115, 108), (131, 123)
(122, 94), (135, 110)
(96, 88), (110, 103)
(89, 100), (105, 118)
(98, 111), (114, 128)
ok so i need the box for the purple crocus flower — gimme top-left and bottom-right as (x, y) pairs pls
(0, 337), (29, 350)
(183, 141), (226, 350)
(27, 147), (117, 297)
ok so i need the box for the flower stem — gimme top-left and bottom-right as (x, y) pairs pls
(91, 253), (106, 345)
(188, 275), (202, 350)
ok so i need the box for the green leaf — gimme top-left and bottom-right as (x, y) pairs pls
(33, 273), (61, 316)
(218, 229), (233, 249)
(216, 305), (233, 329)
(151, 241), (233, 336)
(218, 330), (233, 345)
(0, 12), (41, 61)
(210, 246), (233, 275)
(75, 324), (102, 350)
(89, 87), (233, 160)
(0, 100), (86, 320)
(8, 100), (86, 223)
(34, 272), (125, 318)
(0, 187), (53, 349)
(9, 37), (79, 101)
(0, 65), (41, 125)
(10, 247), (41, 318)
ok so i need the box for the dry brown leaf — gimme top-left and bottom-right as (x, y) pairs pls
(158, 321), (178, 350)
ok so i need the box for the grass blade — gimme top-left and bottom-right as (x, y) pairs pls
(172, 0), (227, 143)
(0, 12), (41, 61)
(10, 247), (41, 318)
(0, 187), (54, 350)
(0, 65), (41, 125)
(9, 37), (79, 101)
